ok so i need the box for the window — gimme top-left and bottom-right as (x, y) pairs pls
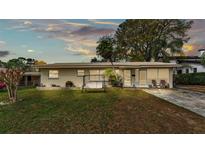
(49, 70), (59, 79)
(186, 69), (189, 74)
(139, 69), (147, 85)
(124, 70), (131, 86)
(193, 68), (197, 73)
(99, 70), (105, 80)
(77, 70), (85, 76)
(90, 70), (100, 81)
(99, 70), (105, 75)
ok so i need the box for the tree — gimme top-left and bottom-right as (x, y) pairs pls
(0, 60), (6, 67)
(104, 68), (122, 87)
(96, 35), (117, 63)
(4, 57), (28, 70)
(0, 58), (27, 103)
(115, 19), (193, 62)
(26, 58), (36, 65)
(96, 35), (119, 77)
(104, 68), (116, 80)
(90, 57), (99, 63)
(0, 69), (24, 103)
(34, 60), (47, 65)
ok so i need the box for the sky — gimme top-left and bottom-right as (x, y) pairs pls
(0, 19), (205, 63)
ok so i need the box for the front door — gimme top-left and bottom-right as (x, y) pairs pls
(139, 69), (147, 85)
(123, 70), (131, 87)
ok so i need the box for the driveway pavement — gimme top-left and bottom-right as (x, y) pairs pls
(143, 89), (205, 117)
(176, 85), (205, 93)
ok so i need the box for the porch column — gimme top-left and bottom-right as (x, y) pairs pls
(169, 69), (173, 88)
(25, 76), (28, 86)
(135, 69), (139, 87)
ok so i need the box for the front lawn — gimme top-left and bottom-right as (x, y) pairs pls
(0, 88), (204, 133)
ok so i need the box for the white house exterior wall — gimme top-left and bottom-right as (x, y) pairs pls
(170, 59), (205, 74)
(39, 67), (174, 88)
(40, 68), (86, 88)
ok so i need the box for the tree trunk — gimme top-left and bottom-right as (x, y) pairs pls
(6, 85), (17, 103)
(6, 86), (11, 100)
(14, 86), (18, 103)
(110, 61), (118, 79)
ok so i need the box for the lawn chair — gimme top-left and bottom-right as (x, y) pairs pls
(160, 80), (169, 88)
(152, 80), (157, 88)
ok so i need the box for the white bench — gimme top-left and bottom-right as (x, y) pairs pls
(85, 81), (103, 89)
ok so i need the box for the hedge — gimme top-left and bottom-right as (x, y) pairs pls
(174, 72), (205, 85)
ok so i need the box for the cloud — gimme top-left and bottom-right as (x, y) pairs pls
(65, 46), (95, 56)
(0, 51), (10, 57)
(89, 19), (119, 26)
(45, 23), (71, 32)
(24, 21), (32, 25)
(21, 44), (27, 48)
(7, 19), (116, 57)
(71, 26), (115, 36)
(27, 49), (35, 53)
(64, 22), (90, 27)
(9, 20), (90, 32)
(37, 35), (43, 39)
(79, 39), (97, 47)
(0, 41), (6, 48)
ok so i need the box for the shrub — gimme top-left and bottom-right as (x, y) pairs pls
(0, 82), (6, 89)
(175, 72), (205, 85)
(104, 68), (123, 87)
(65, 81), (75, 88)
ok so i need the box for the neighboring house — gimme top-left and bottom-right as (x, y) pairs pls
(170, 49), (205, 74)
(36, 62), (178, 88)
(19, 66), (41, 86)
(19, 71), (41, 86)
(0, 67), (41, 87)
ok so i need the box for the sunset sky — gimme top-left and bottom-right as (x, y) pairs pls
(0, 19), (205, 63)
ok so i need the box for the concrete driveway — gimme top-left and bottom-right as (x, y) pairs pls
(143, 89), (205, 117)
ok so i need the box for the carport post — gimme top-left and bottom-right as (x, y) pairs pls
(169, 69), (173, 88)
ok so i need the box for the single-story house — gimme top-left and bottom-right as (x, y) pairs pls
(36, 62), (179, 88)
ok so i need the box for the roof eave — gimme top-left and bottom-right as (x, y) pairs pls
(37, 65), (179, 69)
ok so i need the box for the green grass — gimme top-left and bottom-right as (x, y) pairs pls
(0, 88), (205, 133)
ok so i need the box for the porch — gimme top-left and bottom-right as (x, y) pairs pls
(122, 68), (173, 88)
